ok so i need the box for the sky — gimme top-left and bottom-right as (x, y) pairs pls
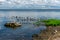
(0, 0), (60, 9)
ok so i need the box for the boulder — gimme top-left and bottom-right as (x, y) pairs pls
(4, 22), (22, 28)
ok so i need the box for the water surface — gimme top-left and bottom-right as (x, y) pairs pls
(0, 11), (59, 40)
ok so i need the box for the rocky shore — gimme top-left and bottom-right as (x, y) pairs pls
(32, 26), (60, 40)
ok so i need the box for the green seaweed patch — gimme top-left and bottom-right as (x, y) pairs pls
(43, 19), (60, 26)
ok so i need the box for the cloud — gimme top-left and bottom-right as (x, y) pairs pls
(0, 0), (5, 2)
(48, 0), (60, 5)
(0, 0), (60, 9)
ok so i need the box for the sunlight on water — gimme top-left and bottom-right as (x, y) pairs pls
(0, 11), (60, 18)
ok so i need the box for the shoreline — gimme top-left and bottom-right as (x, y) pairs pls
(32, 26), (60, 40)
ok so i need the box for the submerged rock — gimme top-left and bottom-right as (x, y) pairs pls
(4, 22), (22, 28)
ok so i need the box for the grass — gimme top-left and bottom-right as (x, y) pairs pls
(33, 19), (60, 26)
(42, 19), (60, 26)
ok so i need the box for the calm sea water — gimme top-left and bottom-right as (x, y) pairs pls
(0, 11), (60, 40)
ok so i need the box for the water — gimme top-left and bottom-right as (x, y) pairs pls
(0, 11), (60, 40)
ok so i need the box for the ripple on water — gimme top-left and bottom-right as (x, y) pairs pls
(0, 22), (46, 40)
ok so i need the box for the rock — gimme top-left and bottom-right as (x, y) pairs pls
(4, 22), (22, 28)
(32, 34), (39, 38)
(32, 26), (60, 40)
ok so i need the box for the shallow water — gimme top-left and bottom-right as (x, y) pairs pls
(0, 11), (59, 40)
(0, 21), (46, 40)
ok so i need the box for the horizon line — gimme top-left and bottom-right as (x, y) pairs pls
(0, 9), (60, 11)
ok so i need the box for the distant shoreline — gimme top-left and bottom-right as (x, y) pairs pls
(0, 9), (60, 11)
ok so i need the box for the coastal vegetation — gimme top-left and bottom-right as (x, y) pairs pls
(42, 19), (60, 26)
(33, 19), (60, 27)
(32, 19), (60, 40)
